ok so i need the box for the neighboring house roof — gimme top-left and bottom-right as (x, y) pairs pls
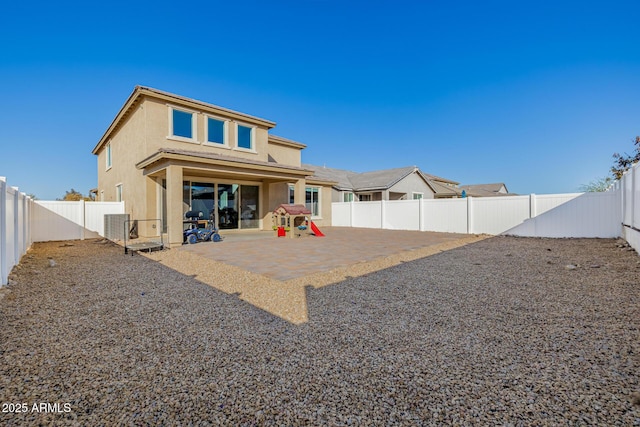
(422, 173), (459, 186)
(93, 86), (277, 155)
(427, 179), (463, 198)
(303, 164), (460, 197)
(459, 183), (514, 197)
(348, 166), (419, 192)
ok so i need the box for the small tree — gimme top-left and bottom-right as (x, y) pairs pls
(611, 136), (640, 179)
(579, 176), (614, 192)
(58, 188), (93, 201)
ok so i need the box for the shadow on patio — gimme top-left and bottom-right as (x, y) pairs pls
(146, 228), (487, 324)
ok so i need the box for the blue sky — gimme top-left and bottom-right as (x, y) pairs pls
(1, 0), (639, 199)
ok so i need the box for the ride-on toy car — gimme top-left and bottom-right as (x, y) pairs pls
(183, 211), (222, 244)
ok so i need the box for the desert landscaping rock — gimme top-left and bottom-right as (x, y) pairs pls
(0, 235), (639, 425)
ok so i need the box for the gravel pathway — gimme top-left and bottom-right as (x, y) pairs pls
(1, 236), (639, 425)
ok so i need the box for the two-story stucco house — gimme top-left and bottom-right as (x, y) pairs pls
(92, 86), (334, 247)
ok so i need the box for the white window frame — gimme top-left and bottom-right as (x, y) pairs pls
(343, 192), (354, 202)
(306, 186), (321, 219)
(105, 142), (112, 170)
(115, 183), (123, 202)
(234, 121), (256, 152)
(412, 192), (424, 200)
(167, 105), (198, 144)
(204, 114), (230, 148)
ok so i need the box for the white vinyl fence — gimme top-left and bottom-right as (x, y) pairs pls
(32, 200), (124, 242)
(1, 175), (125, 285)
(617, 161), (640, 253)
(333, 191), (622, 238)
(1, 177), (33, 286)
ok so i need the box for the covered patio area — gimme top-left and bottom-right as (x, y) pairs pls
(135, 148), (333, 247)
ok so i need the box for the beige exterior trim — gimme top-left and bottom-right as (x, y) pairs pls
(306, 177), (338, 187)
(136, 150), (313, 178)
(268, 134), (307, 150)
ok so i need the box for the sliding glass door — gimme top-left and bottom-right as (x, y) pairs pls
(181, 181), (260, 230)
(240, 185), (259, 229)
(218, 184), (239, 229)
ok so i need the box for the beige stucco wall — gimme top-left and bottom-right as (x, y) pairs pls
(314, 185), (333, 228)
(96, 104), (149, 219)
(267, 142), (302, 167)
(142, 98), (273, 164)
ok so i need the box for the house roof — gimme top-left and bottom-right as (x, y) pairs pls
(459, 183), (514, 197)
(348, 166), (419, 191)
(93, 86), (277, 155)
(422, 173), (459, 185)
(303, 164), (460, 195)
(302, 164), (357, 191)
(137, 148), (313, 177)
(427, 179), (464, 198)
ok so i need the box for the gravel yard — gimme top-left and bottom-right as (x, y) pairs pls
(1, 236), (639, 425)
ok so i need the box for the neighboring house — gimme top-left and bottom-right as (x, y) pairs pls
(459, 183), (514, 197)
(92, 86), (334, 247)
(303, 164), (461, 202)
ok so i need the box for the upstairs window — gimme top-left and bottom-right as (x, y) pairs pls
(237, 124), (254, 150)
(171, 108), (195, 140)
(343, 192), (354, 202)
(412, 192), (423, 200)
(206, 117), (227, 145)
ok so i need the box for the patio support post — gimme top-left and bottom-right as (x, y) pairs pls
(293, 178), (306, 206)
(166, 165), (184, 248)
(529, 194), (536, 219)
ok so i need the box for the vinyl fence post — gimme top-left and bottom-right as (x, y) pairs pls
(19, 192), (25, 256)
(24, 195), (30, 250)
(618, 179), (624, 229)
(79, 199), (85, 240)
(632, 165), (637, 230)
(530, 193), (536, 218)
(467, 196), (473, 234)
(12, 187), (19, 266)
(349, 201), (354, 228)
(619, 175), (627, 226)
(380, 200), (386, 229)
(0, 177), (7, 286)
(419, 198), (424, 231)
